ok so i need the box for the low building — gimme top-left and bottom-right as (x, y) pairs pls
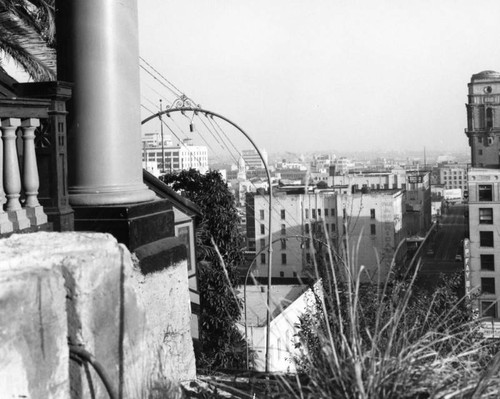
(240, 282), (321, 372)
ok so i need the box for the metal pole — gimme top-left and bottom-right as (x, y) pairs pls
(160, 99), (164, 172)
(143, 106), (273, 370)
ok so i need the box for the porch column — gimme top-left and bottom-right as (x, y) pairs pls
(56, 0), (155, 205)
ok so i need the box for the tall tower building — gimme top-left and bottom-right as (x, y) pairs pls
(466, 71), (500, 324)
(466, 70), (500, 168)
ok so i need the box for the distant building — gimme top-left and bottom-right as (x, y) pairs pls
(245, 186), (407, 283)
(242, 148), (268, 170)
(405, 171), (432, 235)
(439, 163), (468, 192)
(245, 189), (340, 279)
(340, 189), (407, 283)
(141, 136), (208, 173)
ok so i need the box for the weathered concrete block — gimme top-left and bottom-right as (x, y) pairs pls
(0, 237), (69, 399)
(129, 247), (196, 385)
(0, 231), (196, 398)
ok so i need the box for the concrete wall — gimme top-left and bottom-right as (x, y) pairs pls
(0, 232), (195, 398)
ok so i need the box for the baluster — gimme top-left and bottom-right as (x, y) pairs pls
(0, 118), (13, 234)
(1, 118), (30, 230)
(22, 118), (47, 226)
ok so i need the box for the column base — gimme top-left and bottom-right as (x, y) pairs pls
(72, 199), (174, 250)
(26, 206), (48, 226)
(0, 213), (13, 234)
(69, 184), (156, 206)
(7, 209), (31, 231)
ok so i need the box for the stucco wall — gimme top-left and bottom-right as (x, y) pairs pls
(0, 232), (195, 398)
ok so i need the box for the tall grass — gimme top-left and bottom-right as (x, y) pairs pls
(280, 235), (500, 399)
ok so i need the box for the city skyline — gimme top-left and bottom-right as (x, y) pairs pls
(138, 0), (500, 155)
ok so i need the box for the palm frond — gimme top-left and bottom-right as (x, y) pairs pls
(0, 7), (56, 81)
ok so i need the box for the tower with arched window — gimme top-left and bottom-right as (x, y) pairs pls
(466, 70), (500, 167)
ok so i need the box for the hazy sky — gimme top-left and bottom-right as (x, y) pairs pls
(138, 0), (500, 156)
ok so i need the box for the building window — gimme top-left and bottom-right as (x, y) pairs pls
(331, 223), (336, 231)
(281, 254), (287, 265)
(481, 301), (497, 318)
(281, 224), (286, 235)
(478, 137), (483, 143)
(312, 209), (316, 219)
(482, 277), (496, 294)
(481, 254), (495, 271)
(370, 224), (376, 235)
(280, 271), (284, 277)
(248, 239), (256, 252)
(325, 209), (329, 217)
(281, 238), (286, 250)
(318, 209), (322, 217)
(260, 238), (266, 249)
(479, 208), (494, 224)
(479, 185), (493, 201)
(260, 224), (265, 235)
(370, 209), (376, 219)
(261, 253), (266, 264)
(331, 209), (335, 216)
(479, 149), (483, 155)
(487, 108), (494, 128)
(480, 231), (494, 247)
(325, 224), (329, 232)
(343, 209), (346, 219)
(259, 210), (265, 220)
(305, 209), (309, 219)
(305, 224), (310, 234)
(293, 272), (297, 277)
(281, 209), (286, 220)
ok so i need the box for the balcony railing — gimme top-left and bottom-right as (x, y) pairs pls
(0, 82), (73, 235)
(0, 99), (52, 235)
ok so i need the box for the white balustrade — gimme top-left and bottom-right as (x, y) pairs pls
(22, 118), (47, 225)
(0, 117), (36, 231)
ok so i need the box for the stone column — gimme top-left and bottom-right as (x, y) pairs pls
(56, 0), (155, 206)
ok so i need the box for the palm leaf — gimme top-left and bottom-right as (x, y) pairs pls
(0, 7), (56, 81)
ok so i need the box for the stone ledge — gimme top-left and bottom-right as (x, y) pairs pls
(134, 237), (187, 275)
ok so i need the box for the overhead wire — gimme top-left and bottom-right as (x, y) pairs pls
(139, 57), (313, 266)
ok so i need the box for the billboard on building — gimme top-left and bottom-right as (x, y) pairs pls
(444, 188), (462, 201)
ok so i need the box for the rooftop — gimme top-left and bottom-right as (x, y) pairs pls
(471, 70), (500, 81)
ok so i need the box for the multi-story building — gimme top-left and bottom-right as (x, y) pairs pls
(242, 148), (268, 170)
(439, 164), (468, 192)
(405, 171), (432, 235)
(466, 70), (500, 320)
(141, 136), (208, 173)
(467, 169), (500, 318)
(245, 187), (407, 283)
(341, 189), (407, 283)
(245, 189), (340, 279)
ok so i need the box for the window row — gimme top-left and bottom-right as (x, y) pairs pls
(304, 208), (336, 219)
(260, 253), (289, 265)
(304, 223), (336, 234)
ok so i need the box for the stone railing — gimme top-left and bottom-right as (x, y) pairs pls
(0, 82), (74, 235)
(0, 98), (51, 235)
